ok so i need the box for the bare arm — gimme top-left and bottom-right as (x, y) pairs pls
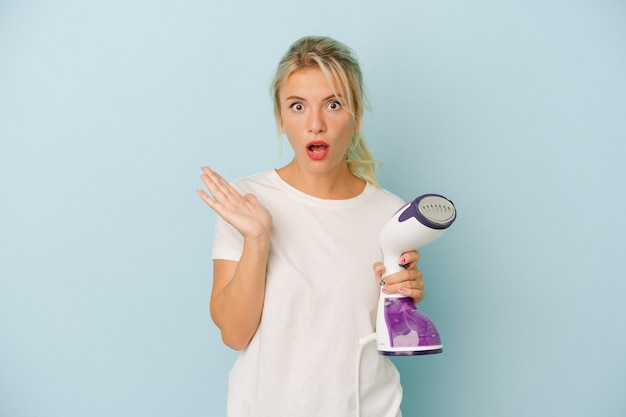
(198, 166), (272, 350)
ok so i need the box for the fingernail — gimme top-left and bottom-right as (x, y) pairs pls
(375, 265), (384, 272)
(399, 256), (406, 265)
(382, 287), (389, 294)
(399, 288), (406, 294)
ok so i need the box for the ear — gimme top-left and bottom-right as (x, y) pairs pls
(279, 115), (286, 134)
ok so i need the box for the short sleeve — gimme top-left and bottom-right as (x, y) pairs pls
(211, 215), (244, 261)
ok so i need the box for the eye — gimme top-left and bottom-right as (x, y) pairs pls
(289, 102), (304, 112)
(327, 101), (342, 111)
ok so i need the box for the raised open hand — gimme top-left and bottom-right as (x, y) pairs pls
(197, 166), (272, 240)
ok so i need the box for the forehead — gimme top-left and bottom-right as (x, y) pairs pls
(280, 67), (344, 98)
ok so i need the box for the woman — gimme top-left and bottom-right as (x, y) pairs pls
(198, 36), (425, 417)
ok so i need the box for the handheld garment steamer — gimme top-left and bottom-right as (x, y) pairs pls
(375, 194), (456, 355)
(355, 194), (456, 416)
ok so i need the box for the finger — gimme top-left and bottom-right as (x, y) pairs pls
(198, 175), (229, 212)
(196, 189), (220, 210)
(198, 178), (239, 218)
(200, 167), (245, 212)
(384, 281), (425, 302)
(380, 267), (418, 286)
(398, 287), (426, 304)
(399, 250), (420, 269)
(200, 174), (227, 204)
(381, 279), (424, 301)
(381, 268), (423, 292)
(200, 167), (235, 201)
(372, 262), (385, 285)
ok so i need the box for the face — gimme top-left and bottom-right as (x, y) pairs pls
(278, 67), (355, 175)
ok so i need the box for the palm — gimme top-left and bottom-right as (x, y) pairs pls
(198, 167), (272, 238)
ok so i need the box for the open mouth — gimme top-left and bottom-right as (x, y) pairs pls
(306, 141), (330, 160)
(308, 144), (328, 153)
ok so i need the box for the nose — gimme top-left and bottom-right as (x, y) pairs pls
(307, 109), (326, 134)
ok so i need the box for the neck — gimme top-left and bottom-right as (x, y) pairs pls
(276, 161), (366, 200)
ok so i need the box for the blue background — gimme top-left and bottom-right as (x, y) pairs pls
(1, 0), (625, 416)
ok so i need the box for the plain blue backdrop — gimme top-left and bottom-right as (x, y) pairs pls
(1, 0), (625, 416)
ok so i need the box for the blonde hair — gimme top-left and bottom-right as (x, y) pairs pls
(270, 36), (380, 186)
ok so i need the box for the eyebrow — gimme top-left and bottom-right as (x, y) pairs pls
(284, 94), (343, 102)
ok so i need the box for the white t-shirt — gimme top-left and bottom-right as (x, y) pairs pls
(212, 170), (405, 417)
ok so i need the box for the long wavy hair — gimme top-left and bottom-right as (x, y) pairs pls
(270, 36), (380, 186)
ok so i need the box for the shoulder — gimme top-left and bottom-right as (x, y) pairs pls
(365, 183), (406, 206)
(230, 171), (278, 192)
(228, 171), (292, 209)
